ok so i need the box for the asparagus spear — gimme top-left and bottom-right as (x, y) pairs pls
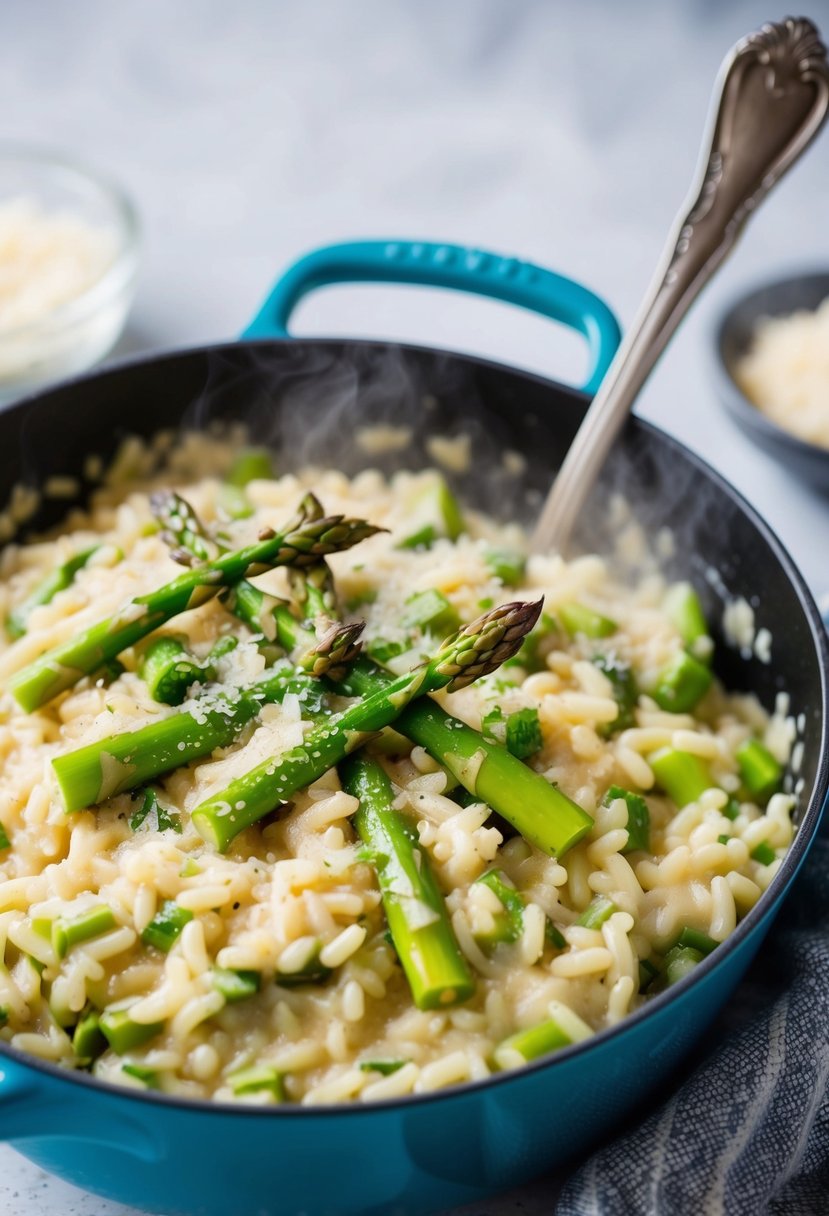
(191, 599), (543, 850)
(342, 753), (474, 1009)
(9, 498), (380, 712)
(52, 663), (327, 811)
(6, 545), (102, 639)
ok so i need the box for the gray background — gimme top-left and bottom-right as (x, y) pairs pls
(1, 1), (828, 1213)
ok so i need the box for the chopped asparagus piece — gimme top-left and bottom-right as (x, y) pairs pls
(139, 636), (205, 705)
(397, 476), (464, 548)
(751, 841), (777, 866)
(122, 1063), (159, 1088)
(603, 786), (650, 853)
(366, 638), (408, 665)
(663, 944), (704, 986)
(342, 753), (474, 1009)
(484, 549), (527, 586)
(275, 954), (332, 988)
(99, 1005), (164, 1054)
(557, 602), (617, 639)
(31, 917), (52, 941)
(638, 957), (660, 992)
(226, 447), (275, 487)
(737, 739), (782, 801)
(0, 1007), (8, 1028)
(0, 822), (9, 852)
(723, 797), (741, 821)
(73, 1008), (106, 1063)
(401, 589), (460, 634)
(649, 748), (712, 807)
(6, 546), (101, 639)
(212, 968), (261, 1002)
(52, 905), (117, 959)
(592, 653), (638, 735)
(358, 1059), (407, 1075)
(207, 635), (239, 663)
(650, 650), (712, 713)
(140, 900), (193, 952)
(663, 582), (712, 661)
(575, 895), (616, 930)
(71, 1011), (105, 1060)
(474, 869), (525, 947)
(676, 926), (718, 956)
(217, 485), (253, 520)
(230, 1065), (285, 1099)
(545, 919), (566, 949)
(493, 1001), (592, 1069)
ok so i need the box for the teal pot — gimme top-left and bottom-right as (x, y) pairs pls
(0, 241), (826, 1216)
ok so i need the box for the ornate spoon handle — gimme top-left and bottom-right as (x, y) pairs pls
(532, 17), (829, 554)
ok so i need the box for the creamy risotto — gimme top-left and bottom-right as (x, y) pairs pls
(0, 449), (795, 1105)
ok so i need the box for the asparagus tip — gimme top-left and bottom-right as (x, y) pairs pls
(436, 598), (544, 691)
(300, 619), (366, 679)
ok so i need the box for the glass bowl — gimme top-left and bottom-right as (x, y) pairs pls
(0, 145), (139, 404)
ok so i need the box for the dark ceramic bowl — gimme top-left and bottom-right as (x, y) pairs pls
(712, 270), (829, 491)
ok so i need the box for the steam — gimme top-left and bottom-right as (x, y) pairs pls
(173, 340), (543, 529)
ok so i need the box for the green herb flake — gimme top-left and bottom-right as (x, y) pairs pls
(359, 1059), (406, 1076)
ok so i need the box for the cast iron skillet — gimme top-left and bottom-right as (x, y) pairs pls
(0, 241), (826, 1216)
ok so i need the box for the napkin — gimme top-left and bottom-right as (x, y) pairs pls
(556, 835), (829, 1216)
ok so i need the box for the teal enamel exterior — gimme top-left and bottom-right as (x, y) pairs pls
(0, 886), (818, 1216)
(242, 239), (621, 395)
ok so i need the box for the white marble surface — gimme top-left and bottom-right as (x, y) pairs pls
(1, 1), (828, 1213)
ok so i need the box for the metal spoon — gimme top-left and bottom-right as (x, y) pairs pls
(532, 16), (829, 555)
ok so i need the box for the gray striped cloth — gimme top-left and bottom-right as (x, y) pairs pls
(556, 836), (829, 1216)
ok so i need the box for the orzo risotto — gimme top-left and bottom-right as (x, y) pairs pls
(0, 446), (794, 1105)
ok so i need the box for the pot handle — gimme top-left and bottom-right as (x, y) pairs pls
(241, 240), (621, 395)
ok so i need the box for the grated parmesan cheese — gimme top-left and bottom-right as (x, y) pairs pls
(736, 298), (829, 449)
(0, 196), (117, 334)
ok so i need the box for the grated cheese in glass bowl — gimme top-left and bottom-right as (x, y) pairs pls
(0, 145), (139, 403)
